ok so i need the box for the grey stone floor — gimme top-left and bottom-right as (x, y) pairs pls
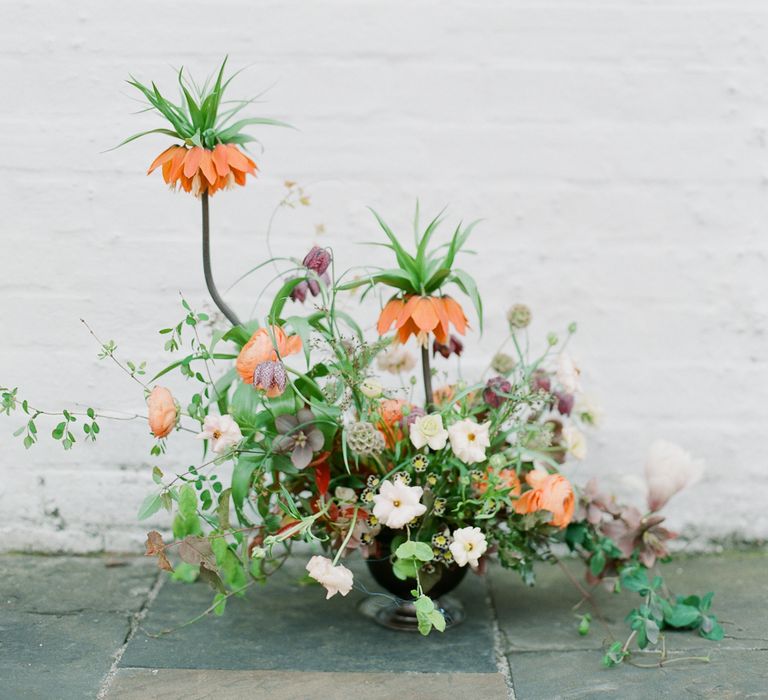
(1, 550), (766, 699)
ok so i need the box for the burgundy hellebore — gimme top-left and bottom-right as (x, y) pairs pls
(483, 376), (512, 409)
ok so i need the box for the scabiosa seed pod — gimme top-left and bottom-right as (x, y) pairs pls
(491, 352), (516, 376)
(483, 375), (513, 409)
(346, 421), (385, 456)
(507, 303), (532, 329)
(253, 360), (287, 396)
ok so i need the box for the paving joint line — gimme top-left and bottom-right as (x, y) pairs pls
(485, 575), (516, 700)
(96, 568), (165, 700)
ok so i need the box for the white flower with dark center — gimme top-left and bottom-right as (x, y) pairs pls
(196, 414), (242, 454)
(645, 440), (704, 512)
(372, 480), (427, 529)
(449, 526), (488, 568)
(305, 556), (354, 599)
(409, 413), (449, 451)
(448, 419), (491, 464)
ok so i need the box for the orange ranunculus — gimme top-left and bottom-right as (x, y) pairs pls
(514, 470), (575, 529)
(377, 295), (468, 346)
(377, 398), (406, 446)
(147, 386), (177, 438)
(476, 467), (521, 497)
(236, 326), (302, 384)
(147, 144), (257, 197)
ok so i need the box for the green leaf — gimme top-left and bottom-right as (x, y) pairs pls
(232, 454), (263, 509)
(395, 541), (434, 562)
(367, 209), (421, 284)
(108, 127), (180, 151)
(171, 562), (200, 583)
(448, 268), (483, 332)
(665, 604), (701, 629)
(268, 280), (305, 324)
(217, 117), (294, 142)
(589, 549), (606, 577)
(217, 488), (231, 530)
(284, 315), (314, 365)
(137, 493), (162, 521)
(212, 592), (227, 616)
(392, 557), (419, 581)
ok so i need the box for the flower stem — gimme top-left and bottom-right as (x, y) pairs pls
(421, 344), (434, 411)
(333, 507), (359, 566)
(201, 192), (242, 327)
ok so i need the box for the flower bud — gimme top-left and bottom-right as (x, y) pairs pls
(302, 246), (332, 276)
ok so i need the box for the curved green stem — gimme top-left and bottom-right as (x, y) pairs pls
(201, 192), (242, 327)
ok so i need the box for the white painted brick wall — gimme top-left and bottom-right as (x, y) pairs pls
(2, 1), (767, 552)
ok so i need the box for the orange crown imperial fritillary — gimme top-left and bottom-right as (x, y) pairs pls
(116, 57), (291, 197)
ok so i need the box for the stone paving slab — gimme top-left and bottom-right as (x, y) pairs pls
(490, 550), (768, 653)
(507, 649), (768, 700)
(0, 555), (157, 700)
(108, 668), (508, 699)
(121, 557), (498, 674)
(490, 550), (768, 699)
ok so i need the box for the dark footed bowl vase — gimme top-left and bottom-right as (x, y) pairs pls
(358, 529), (467, 631)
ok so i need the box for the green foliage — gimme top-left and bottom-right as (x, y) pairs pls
(413, 593), (447, 636)
(337, 206), (483, 328)
(117, 58), (292, 152)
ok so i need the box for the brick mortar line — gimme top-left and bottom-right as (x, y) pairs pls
(485, 575), (517, 700)
(96, 567), (165, 700)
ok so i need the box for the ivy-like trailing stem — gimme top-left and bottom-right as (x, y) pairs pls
(421, 343), (434, 410)
(201, 192), (242, 327)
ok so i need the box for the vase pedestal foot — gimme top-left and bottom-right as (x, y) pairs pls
(358, 595), (465, 632)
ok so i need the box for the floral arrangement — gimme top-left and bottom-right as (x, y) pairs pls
(1, 60), (723, 666)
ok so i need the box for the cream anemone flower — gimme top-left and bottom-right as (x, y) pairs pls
(449, 526), (488, 568)
(448, 419), (491, 464)
(372, 480), (427, 529)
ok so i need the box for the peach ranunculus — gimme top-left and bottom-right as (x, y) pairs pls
(235, 325), (302, 384)
(147, 386), (177, 438)
(514, 470), (575, 529)
(476, 467), (521, 497)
